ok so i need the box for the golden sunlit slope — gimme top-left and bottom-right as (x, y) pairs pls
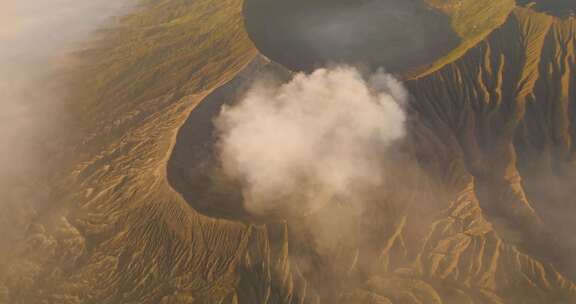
(0, 0), (575, 304)
(0, 0), (264, 303)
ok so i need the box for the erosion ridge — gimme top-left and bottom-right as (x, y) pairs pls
(408, 6), (576, 278)
(0, 0), (575, 303)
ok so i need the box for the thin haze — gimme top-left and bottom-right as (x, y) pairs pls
(0, 0), (130, 243)
(0, 0), (129, 167)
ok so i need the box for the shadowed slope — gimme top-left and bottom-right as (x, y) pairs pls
(407, 7), (576, 281)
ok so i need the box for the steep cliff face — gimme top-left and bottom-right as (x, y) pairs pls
(1, 1), (575, 304)
(407, 7), (576, 280)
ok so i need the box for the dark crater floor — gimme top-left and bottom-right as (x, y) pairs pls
(243, 0), (461, 73)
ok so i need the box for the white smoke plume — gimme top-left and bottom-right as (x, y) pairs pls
(216, 66), (408, 217)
